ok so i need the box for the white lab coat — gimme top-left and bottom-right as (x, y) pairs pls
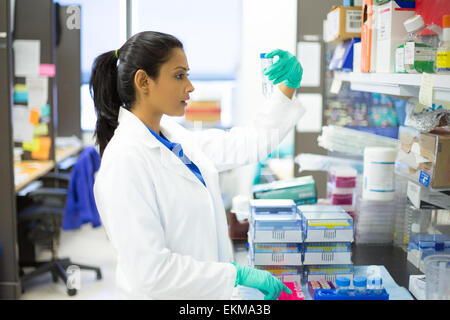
(93, 86), (305, 300)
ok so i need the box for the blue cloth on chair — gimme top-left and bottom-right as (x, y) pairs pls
(63, 146), (102, 230)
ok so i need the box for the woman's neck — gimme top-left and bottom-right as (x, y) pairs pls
(131, 105), (163, 134)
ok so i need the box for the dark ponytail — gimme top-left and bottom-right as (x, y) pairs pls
(90, 31), (184, 157)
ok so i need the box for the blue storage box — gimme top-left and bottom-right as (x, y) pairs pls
(249, 212), (302, 243)
(303, 242), (353, 265)
(298, 206), (354, 242)
(249, 242), (302, 266)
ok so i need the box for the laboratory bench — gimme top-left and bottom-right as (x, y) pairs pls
(231, 240), (422, 296)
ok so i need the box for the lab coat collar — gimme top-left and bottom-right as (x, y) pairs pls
(117, 107), (205, 187)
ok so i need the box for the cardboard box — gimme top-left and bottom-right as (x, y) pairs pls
(375, 1), (415, 72)
(326, 6), (362, 43)
(329, 38), (361, 71)
(252, 175), (317, 205)
(185, 100), (221, 122)
(361, 0), (378, 72)
(397, 126), (450, 188)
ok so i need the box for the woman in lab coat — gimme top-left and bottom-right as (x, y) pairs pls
(91, 31), (305, 300)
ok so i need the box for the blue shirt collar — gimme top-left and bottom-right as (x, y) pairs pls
(145, 125), (177, 151)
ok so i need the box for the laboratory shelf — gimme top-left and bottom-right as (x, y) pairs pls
(334, 71), (450, 102)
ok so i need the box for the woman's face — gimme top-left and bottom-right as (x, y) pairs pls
(147, 48), (195, 117)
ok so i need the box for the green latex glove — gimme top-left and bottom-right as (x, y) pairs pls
(264, 49), (303, 89)
(231, 262), (292, 300)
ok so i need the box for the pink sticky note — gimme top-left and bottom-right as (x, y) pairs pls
(39, 64), (56, 77)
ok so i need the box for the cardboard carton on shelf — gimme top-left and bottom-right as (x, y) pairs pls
(375, 1), (415, 73)
(326, 6), (362, 43)
(397, 126), (450, 189)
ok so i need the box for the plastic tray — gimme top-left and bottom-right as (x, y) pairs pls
(314, 288), (389, 300)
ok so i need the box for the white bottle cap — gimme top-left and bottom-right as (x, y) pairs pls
(404, 15), (425, 33)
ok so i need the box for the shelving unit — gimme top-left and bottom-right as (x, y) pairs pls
(0, 0), (83, 299)
(334, 71), (450, 102)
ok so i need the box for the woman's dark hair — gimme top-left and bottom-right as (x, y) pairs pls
(89, 31), (183, 156)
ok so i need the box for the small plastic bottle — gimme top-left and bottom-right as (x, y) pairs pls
(437, 15), (450, 74)
(260, 53), (274, 98)
(403, 15), (440, 74)
(353, 276), (367, 295)
(335, 276), (350, 295)
(367, 269), (383, 295)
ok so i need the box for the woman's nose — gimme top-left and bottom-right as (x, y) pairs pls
(187, 80), (195, 93)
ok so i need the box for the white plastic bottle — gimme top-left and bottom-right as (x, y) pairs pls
(437, 15), (450, 74)
(366, 266), (383, 295)
(403, 15), (439, 74)
(362, 147), (397, 201)
(260, 53), (274, 98)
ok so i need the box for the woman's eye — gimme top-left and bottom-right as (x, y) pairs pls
(176, 73), (190, 80)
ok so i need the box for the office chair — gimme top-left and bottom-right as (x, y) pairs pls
(17, 174), (102, 297)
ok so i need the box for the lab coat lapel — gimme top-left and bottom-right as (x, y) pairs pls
(158, 117), (205, 187)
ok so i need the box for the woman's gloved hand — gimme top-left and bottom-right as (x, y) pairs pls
(231, 262), (292, 300)
(263, 49), (303, 89)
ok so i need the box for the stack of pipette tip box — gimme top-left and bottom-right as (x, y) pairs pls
(298, 205), (355, 293)
(247, 199), (304, 288)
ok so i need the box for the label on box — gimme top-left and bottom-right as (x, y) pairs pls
(377, 8), (391, 41)
(415, 46), (436, 62)
(395, 46), (406, 73)
(404, 41), (415, 65)
(419, 170), (430, 187)
(346, 10), (362, 33)
(437, 51), (450, 71)
(407, 181), (421, 208)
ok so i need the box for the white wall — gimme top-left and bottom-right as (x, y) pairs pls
(227, 0), (298, 198)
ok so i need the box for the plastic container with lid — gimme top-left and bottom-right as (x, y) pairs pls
(403, 15), (440, 74)
(437, 15), (450, 74)
(366, 266), (383, 294)
(302, 242), (353, 265)
(300, 207), (354, 243)
(353, 276), (367, 294)
(424, 254), (450, 300)
(362, 147), (396, 201)
(249, 212), (302, 243)
(335, 276), (351, 294)
(330, 167), (357, 189)
(327, 182), (355, 206)
(249, 241), (302, 266)
(249, 199), (297, 220)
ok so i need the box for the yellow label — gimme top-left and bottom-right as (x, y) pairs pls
(309, 268), (350, 274)
(437, 51), (450, 69)
(308, 221), (350, 228)
(307, 246), (347, 251)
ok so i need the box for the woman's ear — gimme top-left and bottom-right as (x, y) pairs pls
(134, 69), (150, 94)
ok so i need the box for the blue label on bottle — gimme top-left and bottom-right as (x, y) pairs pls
(419, 171), (430, 187)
